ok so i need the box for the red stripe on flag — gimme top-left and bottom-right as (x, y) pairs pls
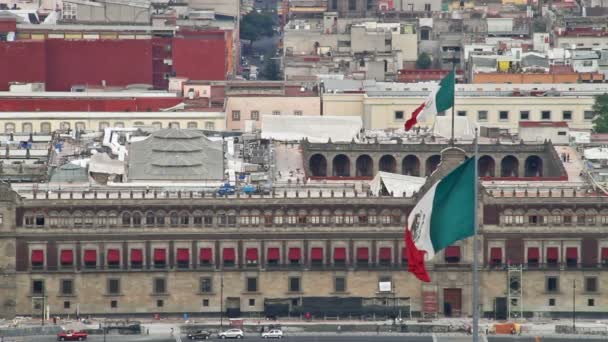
(404, 102), (426, 131)
(404, 226), (431, 283)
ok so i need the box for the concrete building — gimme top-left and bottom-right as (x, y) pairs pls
(326, 0), (377, 17)
(61, 0), (152, 24)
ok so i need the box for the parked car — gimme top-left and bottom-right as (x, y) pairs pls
(217, 183), (236, 196)
(57, 330), (88, 341)
(218, 328), (244, 339)
(261, 329), (284, 339)
(187, 330), (212, 340)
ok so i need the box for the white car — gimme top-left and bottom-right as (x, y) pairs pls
(218, 329), (244, 339)
(261, 329), (283, 339)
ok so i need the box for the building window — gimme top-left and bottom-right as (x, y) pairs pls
(64, 301), (71, 309)
(154, 278), (166, 294)
(22, 122), (33, 133)
(40, 122), (51, 133)
(334, 276), (346, 292)
(187, 122), (198, 129)
(457, 111), (467, 117)
(424, 3), (431, 11)
(546, 276), (559, 292)
(584, 111), (595, 120)
(108, 279), (120, 295)
(541, 111), (551, 120)
(562, 111), (572, 120)
(272, 110), (280, 116)
(330, 0), (337, 10)
(520, 111), (529, 120)
(62, 2), (77, 20)
(156, 299), (164, 308)
(4, 122), (15, 133)
(588, 299), (595, 307)
(110, 300), (118, 308)
(548, 298), (556, 306)
(289, 277), (301, 292)
(251, 111), (259, 121)
(499, 111), (509, 121)
(169, 122), (180, 129)
(294, 110), (303, 116)
(249, 298), (255, 306)
(202, 299), (209, 307)
(60, 279), (73, 296)
(585, 277), (597, 292)
(348, 0), (356, 10)
(232, 111), (241, 121)
(204, 122), (215, 130)
(246, 277), (258, 292)
(420, 28), (430, 40)
(477, 111), (488, 121)
(394, 111), (404, 120)
(200, 277), (213, 293)
(32, 280), (44, 295)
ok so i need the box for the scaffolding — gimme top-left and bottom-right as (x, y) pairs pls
(507, 264), (523, 319)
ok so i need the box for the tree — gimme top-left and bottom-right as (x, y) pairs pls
(592, 93), (608, 133)
(262, 55), (281, 80)
(240, 11), (275, 42)
(416, 53), (432, 69)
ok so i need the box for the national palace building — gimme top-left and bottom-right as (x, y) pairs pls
(0, 128), (607, 320)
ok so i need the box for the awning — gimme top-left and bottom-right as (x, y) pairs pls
(131, 249), (143, 263)
(310, 247), (323, 261)
(60, 249), (73, 265)
(379, 247), (392, 261)
(246, 248), (258, 261)
(334, 247), (346, 261)
(83, 249), (97, 264)
(356, 247), (369, 261)
(490, 247), (502, 262)
(527, 247), (539, 260)
(31, 249), (44, 264)
(546, 247), (559, 260)
(566, 247), (578, 260)
(267, 247), (280, 261)
(107, 249), (120, 264)
(177, 248), (189, 263)
(602, 247), (608, 260)
(154, 248), (166, 263)
(401, 247), (408, 261)
(223, 248), (235, 261)
(444, 246), (460, 258)
(199, 248), (212, 262)
(288, 247), (301, 261)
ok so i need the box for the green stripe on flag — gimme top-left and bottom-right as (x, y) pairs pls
(429, 157), (475, 252)
(435, 71), (454, 112)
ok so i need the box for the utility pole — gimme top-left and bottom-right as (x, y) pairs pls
(220, 269), (224, 331)
(573, 280), (576, 333)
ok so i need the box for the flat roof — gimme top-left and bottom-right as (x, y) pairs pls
(0, 91), (178, 98)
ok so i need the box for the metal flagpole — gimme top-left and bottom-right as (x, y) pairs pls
(450, 58), (456, 147)
(472, 128), (480, 342)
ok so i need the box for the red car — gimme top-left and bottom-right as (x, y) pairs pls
(57, 330), (88, 341)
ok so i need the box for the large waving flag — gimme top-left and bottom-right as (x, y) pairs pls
(405, 157), (475, 282)
(404, 71), (455, 131)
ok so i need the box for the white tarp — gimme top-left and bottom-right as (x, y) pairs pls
(88, 152), (125, 175)
(584, 147), (608, 161)
(369, 171), (426, 197)
(432, 116), (478, 140)
(261, 115), (362, 143)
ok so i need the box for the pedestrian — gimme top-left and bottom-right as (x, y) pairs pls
(376, 325), (380, 335)
(170, 327), (174, 336)
(337, 325), (341, 333)
(567, 154), (570, 162)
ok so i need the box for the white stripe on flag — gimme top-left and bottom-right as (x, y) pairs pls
(407, 182), (439, 260)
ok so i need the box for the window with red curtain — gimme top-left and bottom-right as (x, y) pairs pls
(490, 247), (502, 265)
(130, 249), (143, 266)
(444, 246), (460, 263)
(199, 248), (212, 264)
(546, 247), (559, 264)
(333, 247), (346, 261)
(246, 248), (258, 264)
(602, 247), (608, 265)
(356, 247), (369, 261)
(31, 249), (44, 266)
(379, 247), (392, 262)
(288, 248), (301, 263)
(310, 247), (323, 264)
(83, 249), (97, 267)
(154, 248), (166, 266)
(177, 248), (189, 267)
(223, 248), (235, 266)
(107, 249), (120, 266)
(566, 247), (578, 266)
(527, 247), (539, 264)
(267, 247), (280, 263)
(60, 249), (73, 266)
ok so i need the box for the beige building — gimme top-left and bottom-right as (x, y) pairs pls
(225, 96), (321, 131)
(0, 111), (226, 134)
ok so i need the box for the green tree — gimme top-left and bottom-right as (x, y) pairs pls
(240, 11), (275, 42)
(416, 53), (432, 69)
(592, 93), (608, 133)
(262, 56), (281, 80)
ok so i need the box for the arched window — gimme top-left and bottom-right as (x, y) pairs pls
(22, 122), (33, 133)
(84, 211), (94, 226)
(152, 122), (162, 129)
(133, 212), (142, 226)
(98, 122), (110, 131)
(108, 211), (118, 227)
(4, 122), (15, 133)
(169, 122), (180, 129)
(73, 211), (83, 227)
(122, 212), (131, 226)
(146, 212), (155, 225)
(179, 211), (190, 225)
(156, 211), (166, 225)
(170, 212), (179, 226)
(187, 122), (198, 129)
(40, 122), (51, 133)
(97, 211), (107, 226)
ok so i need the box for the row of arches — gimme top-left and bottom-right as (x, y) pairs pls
(309, 154), (544, 178)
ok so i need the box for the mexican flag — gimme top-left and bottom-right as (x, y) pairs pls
(404, 71), (455, 131)
(405, 157), (475, 282)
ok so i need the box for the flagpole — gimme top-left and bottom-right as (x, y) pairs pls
(472, 127), (480, 342)
(450, 58), (456, 147)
